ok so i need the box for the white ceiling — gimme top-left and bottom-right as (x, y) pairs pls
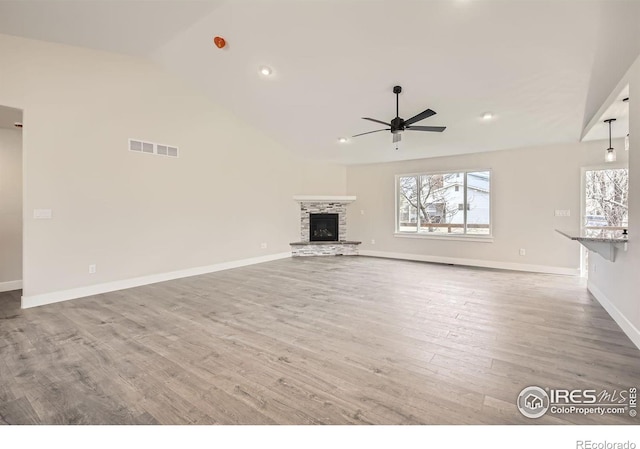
(0, 1), (221, 57)
(582, 85), (629, 142)
(0, 0), (638, 164)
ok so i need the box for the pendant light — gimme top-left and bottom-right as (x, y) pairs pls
(604, 118), (616, 162)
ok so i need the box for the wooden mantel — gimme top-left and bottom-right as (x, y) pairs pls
(292, 195), (356, 203)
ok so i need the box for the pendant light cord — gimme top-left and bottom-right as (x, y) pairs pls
(604, 118), (616, 149)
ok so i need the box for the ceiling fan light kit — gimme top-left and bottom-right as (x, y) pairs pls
(352, 85), (446, 150)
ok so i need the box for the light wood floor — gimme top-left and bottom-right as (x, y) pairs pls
(1, 256), (639, 424)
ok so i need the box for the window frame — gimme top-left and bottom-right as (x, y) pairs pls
(394, 168), (493, 242)
(579, 163), (629, 276)
(580, 163), (629, 230)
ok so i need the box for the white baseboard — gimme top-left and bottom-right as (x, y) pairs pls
(587, 280), (640, 350)
(359, 250), (579, 276)
(0, 280), (22, 292)
(21, 252), (291, 309)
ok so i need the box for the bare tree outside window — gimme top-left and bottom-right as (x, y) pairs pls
(397, 171), (491, 235)
(398, 176), (418, 232)
(584, 169), (628, 229)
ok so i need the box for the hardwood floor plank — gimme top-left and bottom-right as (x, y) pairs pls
(0, 396), (40, 424)
(1, 256), (639, 424)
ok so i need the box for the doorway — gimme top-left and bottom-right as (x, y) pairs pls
(0, 105), (23, 295)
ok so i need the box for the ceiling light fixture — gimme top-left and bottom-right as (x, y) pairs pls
(482, 112), (493, 120)
(259, 66), (273, 76)
(604, 118), (616, 163)
(338, 137), (348, 143)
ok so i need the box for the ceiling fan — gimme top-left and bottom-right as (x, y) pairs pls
(353, 85), (446, 148)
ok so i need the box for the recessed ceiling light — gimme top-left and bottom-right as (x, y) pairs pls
(259, 66), (273, 76)
(482, 112), (493, 120)
(338, 137), (348, 143)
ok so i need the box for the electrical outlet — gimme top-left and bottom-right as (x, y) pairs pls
(371, 239), (376, 245)
(519, 248), (526, 256)
(260, 242), (267, 249)
(88, 264), (96, 274)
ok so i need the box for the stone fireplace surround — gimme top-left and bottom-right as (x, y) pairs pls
(290, 195), (361, 257)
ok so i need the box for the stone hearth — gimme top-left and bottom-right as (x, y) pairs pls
(290, 241), (361, 257)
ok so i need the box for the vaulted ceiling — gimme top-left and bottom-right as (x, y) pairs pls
(0, 0), (638, 164)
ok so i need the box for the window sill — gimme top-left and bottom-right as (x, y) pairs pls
(394, 232), (494, 243)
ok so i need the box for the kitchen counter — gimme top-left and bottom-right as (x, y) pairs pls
(555, 228), (628, 243)
(556, 229), (628, 261)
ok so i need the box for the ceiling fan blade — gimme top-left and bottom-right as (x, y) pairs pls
(404, 108), (436, 126)
(362, 117), (392, 127)
(405, 125), (446, 132)
(352, 128), (390, 138)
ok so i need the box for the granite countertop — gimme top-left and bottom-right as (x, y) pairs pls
(556, 229), (628, 243)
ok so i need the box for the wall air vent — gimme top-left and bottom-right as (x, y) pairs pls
(129, 139), (179, 158)
(142, 142), (154, 153)
(129, 139), (155, 154)
(129, 139), (143, 152)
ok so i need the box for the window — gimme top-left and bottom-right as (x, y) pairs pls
(584, 168), (628, 230)
(397, 170), (491, 236)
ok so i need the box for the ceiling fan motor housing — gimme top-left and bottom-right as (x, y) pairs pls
(391, 117), (404, 132)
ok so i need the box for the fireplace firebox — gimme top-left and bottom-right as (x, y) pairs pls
(309, 213), (339, 242)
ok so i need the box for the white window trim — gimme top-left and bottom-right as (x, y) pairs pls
(395, 168), (493, 239)
(394, 233), (494, 243)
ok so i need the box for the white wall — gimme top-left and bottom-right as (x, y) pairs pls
(0, 33), (346, 305)
(347, 139), (627, 275)
(0, 127), (22, 289)
(587, 55), (640, 349)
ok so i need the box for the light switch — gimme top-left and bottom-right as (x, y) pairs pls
(33, 209), (52, 219)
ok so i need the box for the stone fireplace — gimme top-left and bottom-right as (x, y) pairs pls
(309, 213), (339, 241)
(290, 195), (361, 257)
